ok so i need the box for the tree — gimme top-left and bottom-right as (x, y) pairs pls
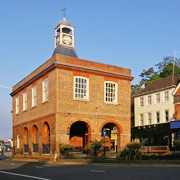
(139, 67), (161, 87)
(131, 84), (142, 94)
(156, 56), (180, 78)
(131, 56), (180, 93)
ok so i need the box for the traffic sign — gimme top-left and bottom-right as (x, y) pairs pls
(102, 130), (107, 137)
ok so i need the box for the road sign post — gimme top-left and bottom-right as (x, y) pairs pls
(102, 130), (107, 159)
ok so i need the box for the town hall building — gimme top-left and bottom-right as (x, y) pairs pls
(11, 17), (133, 160)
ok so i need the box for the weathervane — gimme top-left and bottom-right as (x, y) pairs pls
(61, 7), (67, 18)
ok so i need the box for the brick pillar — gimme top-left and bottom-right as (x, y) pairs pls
(91, 132), (101, 141)
(28, 135), (32, 155)
(119, 133), (131, 151)
(39, 133), (42, 155)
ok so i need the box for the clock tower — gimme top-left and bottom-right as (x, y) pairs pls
(52, 18), (78, 58)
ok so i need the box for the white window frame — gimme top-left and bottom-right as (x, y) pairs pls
(104, 81), (117, 104)
(42, 78), (48, 103)
(156, 111), (160, 123)
(165, 110), (169, 122)
(32, 85), (37, 107)
(164, 91), (169, 102)
(148, 113), (151, 125)
(140, 114), (144, 126)
(74, 76), (89, 101)
(23, 91), (27, 111)
(147, 95), (152, 105)
(16, 96), (19, 114)
(140, 97), (144, 107)
(156, 93), (160, 104)
(17, 134), (20, 148)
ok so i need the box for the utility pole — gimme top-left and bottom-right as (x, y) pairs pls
(172, 50), (180, 85)
(173, 50), (180, 76)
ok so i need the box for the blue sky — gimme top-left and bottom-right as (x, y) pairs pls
(0, 0), (180, 141)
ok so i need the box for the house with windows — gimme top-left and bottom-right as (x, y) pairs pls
(132, 75), (180, 149)
(10, 17), (133, 160)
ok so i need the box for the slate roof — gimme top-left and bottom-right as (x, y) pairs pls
(134, 75), (180, 97)
(52, 45), (78, 58)
(57, 18), (71, 26)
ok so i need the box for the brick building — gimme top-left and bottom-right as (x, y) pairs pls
(11, 18), (133, 160)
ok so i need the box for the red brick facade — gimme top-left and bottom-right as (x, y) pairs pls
(11, 54), (133, 160)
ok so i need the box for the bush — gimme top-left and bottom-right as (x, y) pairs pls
(173, 140), (180, 150)
(150, 154), (157, 160)
(117, 141), (143, 160)
(126, 141), (141, 150)
(117, 148), (143, 160)
(85, 139), (107, 156)
(60, 144), (74, 154)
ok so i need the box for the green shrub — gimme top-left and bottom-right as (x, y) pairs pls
(60, 144), (74, 154)
(173, 140), (180, 150)
(150, 154), (157, 160)
(85, 139), (107, 156)
(142, 154), (150, 160)
(126, 141), (141, 150)
(117, 142), (143, 160)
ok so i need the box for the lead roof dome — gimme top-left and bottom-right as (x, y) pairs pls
(58, 18), (71, 26)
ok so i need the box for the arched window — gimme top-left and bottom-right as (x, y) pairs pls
(17, 134), (20, 148)
(43, 78), (48, 103)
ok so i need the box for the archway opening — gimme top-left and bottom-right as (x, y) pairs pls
(102, 123), (118, 152)
(23, 127), (29, 145)
(42, 122), (50, 144)
(23, 127), (29, 153)
(70, 121), (90, 149)
(32, 125), (38, 144)
(32, 125), (39, 153)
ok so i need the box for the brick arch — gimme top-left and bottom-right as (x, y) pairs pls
(41, 120), (51, 144)
(15, 127), (21, 148)
(31, 123), (39, 144)
(15, 127), (20, 136)
(22, 126), (29, 135)
(99, 120), (123, 134)
(22, 126), (29, 145)
(41, 119), (51, 132)
(67, 118), (94, 133)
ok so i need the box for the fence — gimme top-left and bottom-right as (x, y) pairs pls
(43, 144), (50, 154)
(33, 143), (38, 153)
(24, 144), (29, 153)
(141, 146), (169, 155)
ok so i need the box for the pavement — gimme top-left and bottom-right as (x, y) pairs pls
(1, 152), (180, 167)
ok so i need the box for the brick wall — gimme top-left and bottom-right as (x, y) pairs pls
(12, 54), (133, 159)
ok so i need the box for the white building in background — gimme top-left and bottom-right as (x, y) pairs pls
(132, 75), (180, 147)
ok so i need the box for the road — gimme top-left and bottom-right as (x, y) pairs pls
(0, 152), (180, 180)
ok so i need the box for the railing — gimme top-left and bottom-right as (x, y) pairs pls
(59, 145), (84, 159)
(43, 144), (50, 154)
(24, 144), (29, 153)
(33, 143), (38, 153)
(141, 146), (169, 155)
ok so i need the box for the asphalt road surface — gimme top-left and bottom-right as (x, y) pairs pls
(0, 153), (180, 180)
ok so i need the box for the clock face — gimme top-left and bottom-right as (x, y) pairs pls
(63, 35), (72, 45)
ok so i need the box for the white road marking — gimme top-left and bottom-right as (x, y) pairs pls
(11, 163), (15, 165)
(35, 166), (44, 168)
(0, 171), (52, 180)
(91, 170), (106, 173)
